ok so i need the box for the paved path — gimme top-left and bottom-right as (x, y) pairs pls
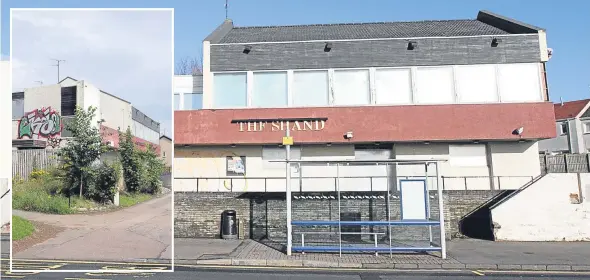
(174, 238), (590, 272)
(12, 194), (172, 262)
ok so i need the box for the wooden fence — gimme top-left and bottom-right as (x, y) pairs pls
(540, 154), (590, 174)
(12, 150), (61, 180)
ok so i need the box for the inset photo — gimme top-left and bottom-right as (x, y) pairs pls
(8, 8), (173, 271)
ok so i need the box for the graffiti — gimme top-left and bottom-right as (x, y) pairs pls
(17, 107), (62, 140)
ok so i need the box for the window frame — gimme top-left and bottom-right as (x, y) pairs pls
(559, 122), (568, 136)
(251, 70), (289, 108)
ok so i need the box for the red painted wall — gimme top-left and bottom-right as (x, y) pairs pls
(175, 103), (556, 145)
(100, 125), (160, 154)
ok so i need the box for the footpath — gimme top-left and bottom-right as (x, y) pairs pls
(175, 238), (590, 272)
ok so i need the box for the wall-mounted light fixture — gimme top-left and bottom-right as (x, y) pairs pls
(230, 144), (236, 148)
(423, 141), (430, 145)
(326, 142), (332, 147)
(491, 38), (502, 47)
(407, 41), (418, 50)
(243, 45), (252, 54)
(324, 42), (332, 52)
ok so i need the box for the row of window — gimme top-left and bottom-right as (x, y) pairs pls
(211, 63), (543, 109)
(174, 92), (203, 110)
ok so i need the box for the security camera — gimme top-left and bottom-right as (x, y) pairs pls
(344, 131), (354, 139)
(512, 127), (524, 136)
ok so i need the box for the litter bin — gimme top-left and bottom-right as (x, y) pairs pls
(221, 210), (238, 239)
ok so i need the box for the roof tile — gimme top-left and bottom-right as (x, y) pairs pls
(554, 99), (590, 120)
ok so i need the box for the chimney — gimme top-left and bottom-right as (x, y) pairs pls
(560, 97), (564, 106)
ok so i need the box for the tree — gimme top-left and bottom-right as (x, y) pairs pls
(175, 56), (202, 75)
(137, 144), (165, 194)
(59, 106), (104, 198)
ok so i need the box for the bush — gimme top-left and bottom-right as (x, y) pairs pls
(137, 145), (165, 195)
(86, 161), (120, 204)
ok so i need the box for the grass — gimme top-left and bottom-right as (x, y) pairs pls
(12, 215), (34, 241)
(12, 173), (98, 215)
(119, 193), (153, 207)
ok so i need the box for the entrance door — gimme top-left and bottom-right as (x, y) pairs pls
(400, 179), (427, 220)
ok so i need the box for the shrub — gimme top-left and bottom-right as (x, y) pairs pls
(86, 161), (120, 204)
(29, 169), (50, 180)
(137, 145), (165, 195)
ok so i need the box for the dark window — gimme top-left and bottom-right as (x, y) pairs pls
(61, 86), (77, 116)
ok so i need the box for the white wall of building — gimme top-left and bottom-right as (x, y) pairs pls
(132, 120), (160, 144)
(174, 141), (540, 192)
(204, 62), (545, 109)
(101, 92), (132, 132)
(79, 81), (102, 128)
(1, 62), (11, 227)
(24, 84), (62, 112)
(491, 173), (590, 241)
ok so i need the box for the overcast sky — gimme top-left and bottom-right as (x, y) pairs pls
(11, 9), (173, 137)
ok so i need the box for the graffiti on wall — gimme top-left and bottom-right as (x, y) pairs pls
(17, 107), (63, 140)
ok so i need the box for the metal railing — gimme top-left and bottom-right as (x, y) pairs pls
(174, 175), (536, 192)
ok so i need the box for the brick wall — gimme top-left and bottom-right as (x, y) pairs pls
(174, 190), (500, 241)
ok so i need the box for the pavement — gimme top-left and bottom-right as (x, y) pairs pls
(11, 193), (172, 262)
(174, 238), (590, 272)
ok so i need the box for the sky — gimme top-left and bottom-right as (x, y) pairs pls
(1, 0), (589, 121)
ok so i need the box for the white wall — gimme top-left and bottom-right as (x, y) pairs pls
(132, 120), (160, 144)
(1, 62), (11, 227)
(174, 141), (540, 192)
(489, 141), (541, 189)
(491, 173), (590, 241)
(79, 81), (102, 128)
(101, 92), (132, 132)
(24, 84), (62, 113)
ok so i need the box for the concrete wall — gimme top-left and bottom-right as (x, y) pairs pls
(491, 173), (590, 241)
(174, 141), (539, 192)
(1, 62), (11, 227)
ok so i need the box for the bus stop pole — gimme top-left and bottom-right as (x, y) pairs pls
(286, 127), (292, 256)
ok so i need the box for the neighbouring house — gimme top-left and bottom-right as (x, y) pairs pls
(538, 99), (590, 154)
(160, 135), (172, 167)
(173, 10), (555, 240)
(11, 76), (161, 153)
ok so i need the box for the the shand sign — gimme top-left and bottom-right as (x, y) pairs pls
(232, 118), (328, 132)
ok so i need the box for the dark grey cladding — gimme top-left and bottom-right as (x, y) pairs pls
(210, 35), (541, 71)
(132, 106), (160, 133)
(193, 74), (203, 93)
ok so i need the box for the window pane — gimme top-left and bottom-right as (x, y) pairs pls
(375, 68), (412, 104)
(213, 73), (247, 108)
(415, 67), (455, 104)
(292, 71), (329, 107)
(12, 99), (24, 119)
(183, 93), (203, 110)
(333, 69), (370, 105)
(252, 72), (287, 107)
(455, 65), (498, 103)
(173, 94), (180, 110)
(498, 63), (542, 102)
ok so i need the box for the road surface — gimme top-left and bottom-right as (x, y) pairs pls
(12, 194), (172, 262)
